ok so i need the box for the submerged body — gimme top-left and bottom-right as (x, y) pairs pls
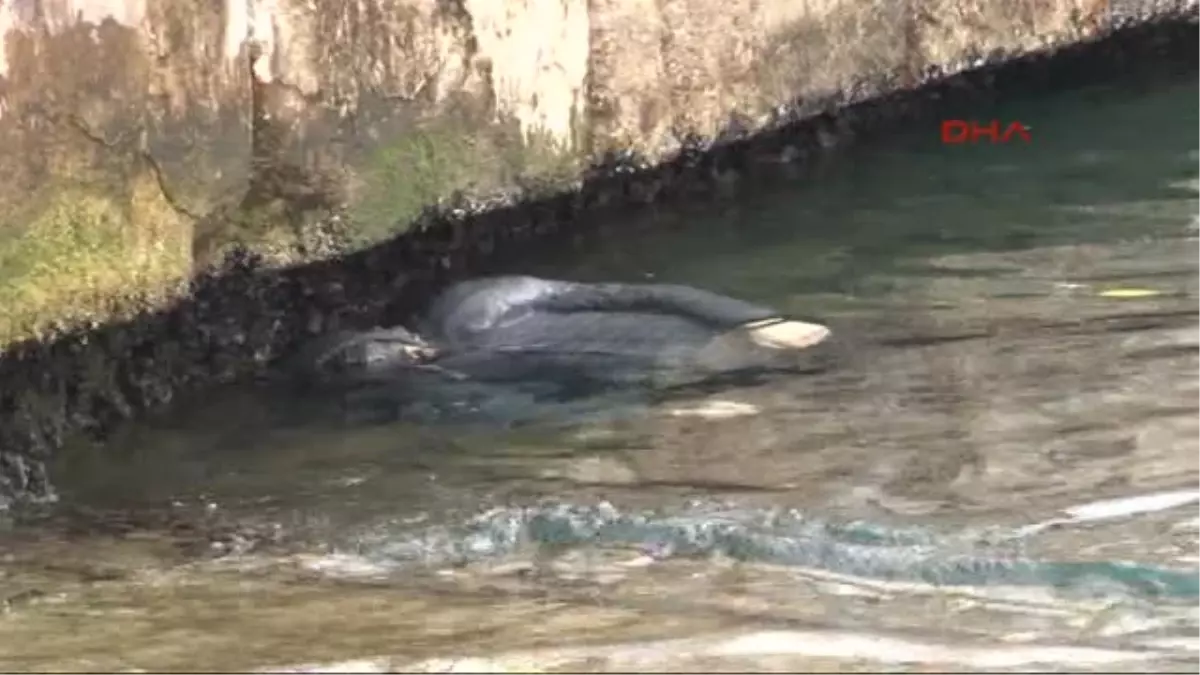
(296, 276), (830, 426)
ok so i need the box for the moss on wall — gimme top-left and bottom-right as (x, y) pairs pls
(0, 175), (192, 345)
(347, 113), (580, 246)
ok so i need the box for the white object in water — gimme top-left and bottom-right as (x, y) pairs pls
(1014, 489), (1200, 537)
(1062, 490), (1200, 522)
(1097, 287), (1163, 299)
(668, 399), (760, 419)
(742, 319), (831, 350)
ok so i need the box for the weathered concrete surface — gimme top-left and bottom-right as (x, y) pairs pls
(0, 0), (1150, 346)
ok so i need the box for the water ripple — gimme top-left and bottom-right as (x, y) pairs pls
(346, 502), (1199, 600)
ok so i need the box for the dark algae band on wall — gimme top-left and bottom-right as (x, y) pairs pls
(0, 11), (1196, 509)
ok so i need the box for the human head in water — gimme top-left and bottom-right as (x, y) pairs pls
(306, 325), (439, 379)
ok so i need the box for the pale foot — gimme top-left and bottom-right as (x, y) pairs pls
(741, 318), (831, 350)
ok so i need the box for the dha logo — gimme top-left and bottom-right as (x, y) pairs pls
(941, 120), (1032, 145)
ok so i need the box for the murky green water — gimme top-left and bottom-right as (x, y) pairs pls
(3, 73), (1197, 672)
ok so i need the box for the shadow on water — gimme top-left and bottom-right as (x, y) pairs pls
(6, 71), (1198, 671)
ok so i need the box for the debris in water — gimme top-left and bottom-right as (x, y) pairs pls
(667, 399), (759, 419)
(1013, 489), (1200, 536)
(1097, 288), (1164, 299)
(1063, 490), (1200, 522)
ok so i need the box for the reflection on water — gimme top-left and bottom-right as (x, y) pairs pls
(4, 74), (1198, 672)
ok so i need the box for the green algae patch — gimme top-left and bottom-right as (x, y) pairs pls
(346, 112), (581, 248)
(0, 113), (578, 350)
(0, 176), (193, 347)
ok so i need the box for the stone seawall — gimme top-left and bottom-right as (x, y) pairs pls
(0, 0), (1159, 347)
(0, 8), (1197, 507)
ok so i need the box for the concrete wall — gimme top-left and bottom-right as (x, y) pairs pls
(0, 0), (1127, 348)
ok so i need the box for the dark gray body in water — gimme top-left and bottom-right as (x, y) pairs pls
(295, 276), (828, 426)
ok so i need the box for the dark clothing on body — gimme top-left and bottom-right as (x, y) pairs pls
(299, 276), (789, 427)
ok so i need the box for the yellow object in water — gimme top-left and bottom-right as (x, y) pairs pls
(1098, 288), (1163, 299)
